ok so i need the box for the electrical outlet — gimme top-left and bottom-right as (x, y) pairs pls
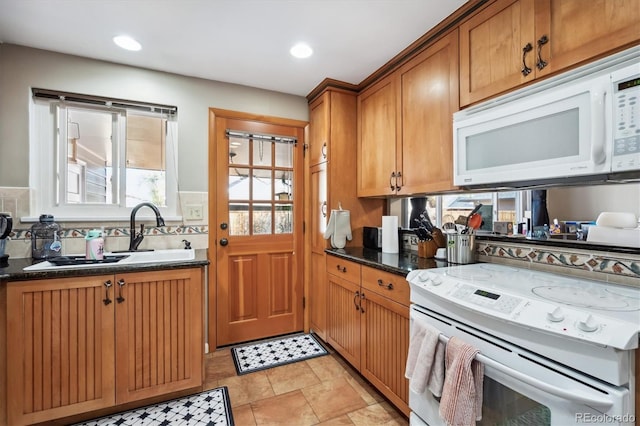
(185, 204), (203, 220)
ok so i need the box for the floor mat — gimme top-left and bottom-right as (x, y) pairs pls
(74, 386), (234, 426)
(231, 333), (328, 375)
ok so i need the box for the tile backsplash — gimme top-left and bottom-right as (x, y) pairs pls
(1, 187), (209, 259)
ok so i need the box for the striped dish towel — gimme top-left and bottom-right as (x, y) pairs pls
(439, 336), (484, 426)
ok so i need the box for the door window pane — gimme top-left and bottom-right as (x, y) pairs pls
(275, 170), (292, 201)
(229, 137), (249, 165)
(275, 143), (293, 168)
(253, 140), (272, 166)
(229, 168), (250, 200)
(252, 169), (272, 201)
(275, 204), (293, 234)
(230, 203), (249, 236)
(253, 204), (272, 235)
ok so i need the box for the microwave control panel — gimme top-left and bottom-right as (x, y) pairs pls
(612, 71), (640, 172)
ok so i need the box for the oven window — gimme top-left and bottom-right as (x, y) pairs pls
(480, 376), (551, 425)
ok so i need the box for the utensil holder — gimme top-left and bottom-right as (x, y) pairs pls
(446, 234), (476, 264)
(418, 240), (438, 258)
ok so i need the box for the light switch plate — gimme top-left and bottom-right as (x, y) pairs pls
(185, 204), (203, 220)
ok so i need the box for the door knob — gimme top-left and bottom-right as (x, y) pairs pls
(219, 238), (229, 246)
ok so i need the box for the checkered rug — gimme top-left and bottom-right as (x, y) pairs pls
(231, 333), (328, 375)
(74, 386), (234, 425)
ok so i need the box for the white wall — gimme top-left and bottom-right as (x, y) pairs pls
(0, 44), (309, 190)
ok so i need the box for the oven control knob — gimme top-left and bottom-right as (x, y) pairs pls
(431, 276), (443, 286)
(546, 307), (565, 322)
(577, 314), (599, 332)
(418, 271), (432, 282)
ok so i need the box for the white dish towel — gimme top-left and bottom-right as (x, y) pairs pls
(323, 209), (352, 249)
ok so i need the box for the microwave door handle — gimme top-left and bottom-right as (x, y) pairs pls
(591, 88), (607, 165)
(479, 352), (614, 410)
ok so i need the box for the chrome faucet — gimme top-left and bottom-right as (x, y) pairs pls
(129, 202), (165, 251)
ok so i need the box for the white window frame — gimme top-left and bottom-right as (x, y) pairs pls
(29, 97), (179, 222)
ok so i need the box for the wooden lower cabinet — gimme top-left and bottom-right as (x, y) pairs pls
(326, 255), (410, 416)
(4, 268), (203, 426)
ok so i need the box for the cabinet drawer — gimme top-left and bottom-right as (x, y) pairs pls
(326, 255), (361, 283)
(361, 266), (410, 306)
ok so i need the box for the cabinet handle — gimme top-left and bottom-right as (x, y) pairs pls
(353, 290), (360, 311)
(377, 278), (394, 290)
(116, 279), (126, 303)
(103, 280), (112, 305)
(321, 142), (327, 159)
(536, 35), (549, 70)
(389, 172), (396, 191)
(321, 201), (327, 218)
(395, 171), (402, 192)
(360, 291), (365, 314)
(336, 264), (347, 273)
(521, 43), (533, 76)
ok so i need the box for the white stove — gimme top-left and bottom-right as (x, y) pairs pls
(406, 263), (639, 426)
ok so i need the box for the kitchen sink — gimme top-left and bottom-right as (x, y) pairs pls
(23, 249), (195, 271)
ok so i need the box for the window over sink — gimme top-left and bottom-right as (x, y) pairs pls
(30, 89), (178, 221)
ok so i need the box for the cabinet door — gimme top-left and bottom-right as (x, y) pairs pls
(459, 0), (536, 106)
(399, 31), (459, 194)
(6, 276), (115, 426)
(357, 74), (400, 197)
(360, 289), (410, 417)
(309, 252), (327, 340)
(115, 268), (203, 404)
(326, 273), (362, 370)
(311, 163), (328, 254)
(534, 0), (640, 77)
(309, 92), (330, 166)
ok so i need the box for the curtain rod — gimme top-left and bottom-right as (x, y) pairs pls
(226, 129), (297, 145)
(32, 88), (178, 115)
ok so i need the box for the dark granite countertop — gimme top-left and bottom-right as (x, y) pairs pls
(326, 247), (449, 277)
(0, 249), (209, 282)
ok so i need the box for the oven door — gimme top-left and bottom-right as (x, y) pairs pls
(409, 306), (633, 426)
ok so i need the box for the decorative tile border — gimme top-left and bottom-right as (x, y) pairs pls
(8, 225), (208, 241)
(477, 241), (640, 280)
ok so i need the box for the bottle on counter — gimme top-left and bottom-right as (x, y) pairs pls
(85, 229), (104, 260)
(30, 214), (62, 259)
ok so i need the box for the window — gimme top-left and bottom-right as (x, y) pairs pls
(30, 90), (178, 220)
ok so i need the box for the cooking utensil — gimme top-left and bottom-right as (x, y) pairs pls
(468, 213), (482, 230)
(462, 203), (483, 234)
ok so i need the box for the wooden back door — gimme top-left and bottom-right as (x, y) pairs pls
(210, 110), (306, 347)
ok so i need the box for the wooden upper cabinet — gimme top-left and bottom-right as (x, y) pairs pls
(309, 92), (330, 165)
(357, 74), (399, 197)
(398, 30), (459, 194)
(535, 0), (640, 77)
(460, 0), (640, 106)
(459, 0), (536, 106)
(358, 31), (459, 196)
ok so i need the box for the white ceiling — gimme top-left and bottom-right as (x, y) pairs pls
(0, 0), (467, 97)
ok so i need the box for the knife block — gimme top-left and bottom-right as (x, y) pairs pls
(418, 240), (438, 258)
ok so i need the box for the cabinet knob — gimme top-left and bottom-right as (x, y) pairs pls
(116, 279), (126, 303)
(321, 142), (327, 159)
(336, 264), (346, 273)
(353, 290), (360, 311)
(321, 201), (327, 218)
(389, 172), (396, 191)
(377, 279), (393, 290)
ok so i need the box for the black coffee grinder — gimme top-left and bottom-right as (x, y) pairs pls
(0, 214), (13, 267)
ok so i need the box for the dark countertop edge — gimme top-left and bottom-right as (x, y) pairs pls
(476, 235), (640, 254)
(1, 249), (209, 282)
(326, 247), (450, 277)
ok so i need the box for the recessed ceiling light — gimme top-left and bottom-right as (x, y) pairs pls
(113, 35), (142, 51)
(290, 43), (313, 59)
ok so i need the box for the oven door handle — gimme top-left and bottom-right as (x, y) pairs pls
(480, 354), (614, 410)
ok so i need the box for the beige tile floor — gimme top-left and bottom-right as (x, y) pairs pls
(204, 344), (409, 426)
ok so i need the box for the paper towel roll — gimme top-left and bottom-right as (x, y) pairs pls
(382, 216), (399, 253)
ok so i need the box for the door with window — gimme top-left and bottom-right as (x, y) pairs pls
(211, 111), (305, 347)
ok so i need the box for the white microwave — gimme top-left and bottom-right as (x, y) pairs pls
(453, 49), (640, 188)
